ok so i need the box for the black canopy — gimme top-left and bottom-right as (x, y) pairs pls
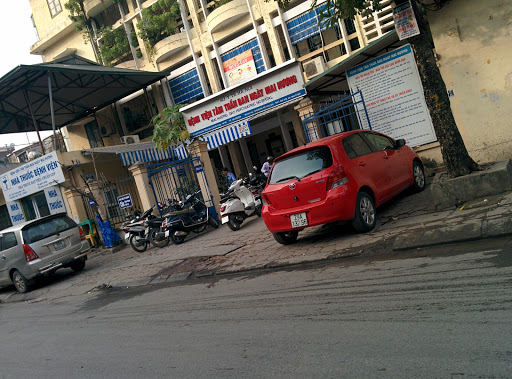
(0, 55), (169, 134)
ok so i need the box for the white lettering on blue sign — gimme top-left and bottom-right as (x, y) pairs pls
(117, 194), (133, 209)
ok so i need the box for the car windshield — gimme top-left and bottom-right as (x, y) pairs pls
(269, 146), (333, 185)
(22, 215), (76, 244)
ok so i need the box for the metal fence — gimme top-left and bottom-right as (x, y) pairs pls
(301, 90), (372, 142)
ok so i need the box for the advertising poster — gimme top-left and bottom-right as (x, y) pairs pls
(346, 44), (436, 147)
(44, 186), (66, 215)
(6, 200), (25, 225)
(223, 50), (257, 87)
(393, 1), (420, 40)
(0, 151), (66, 202)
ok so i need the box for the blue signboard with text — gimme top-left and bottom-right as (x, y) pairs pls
(117, 194), (133, 209)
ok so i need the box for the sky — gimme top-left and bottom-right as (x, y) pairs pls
(0, 1), (53, 151)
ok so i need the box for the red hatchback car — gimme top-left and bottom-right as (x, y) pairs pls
(261, 130), (426, 245)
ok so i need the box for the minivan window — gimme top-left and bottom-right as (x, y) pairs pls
(343, 134), (373, 159)
(22, 215), (76, 244)
(269, 147), (333, 184)
(3, 232), (18, 249)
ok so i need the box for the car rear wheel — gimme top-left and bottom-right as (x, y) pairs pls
(413, 161), (426, 192)
(70, 259), (86, 272)
(12, 270), (33, 293)
(273, 231), (299, 245)
(352, 191), (376, 233)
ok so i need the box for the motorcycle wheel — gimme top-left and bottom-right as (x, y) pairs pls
(227, 215), (241, 231)
(170, 230), (186, 244)
(129, 234), (148, 253)
(148, 228), (170, 248)
(255, 205), (262, 217)
(208, 215), (219, 229)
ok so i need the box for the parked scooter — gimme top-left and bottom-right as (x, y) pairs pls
(122, 206), (160, 253)
(220, 174), (263, 231)
(153, 190), (219, 245)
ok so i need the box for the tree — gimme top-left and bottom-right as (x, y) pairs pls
(151, 104), (190, 151)
(280, 0), (478, 177)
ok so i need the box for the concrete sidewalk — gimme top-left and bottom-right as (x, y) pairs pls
(2, 182), (511, 304)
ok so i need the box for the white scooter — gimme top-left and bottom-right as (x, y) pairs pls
(220, 178), (262, 231)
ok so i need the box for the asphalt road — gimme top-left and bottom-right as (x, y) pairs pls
(1, 238), (511, 378)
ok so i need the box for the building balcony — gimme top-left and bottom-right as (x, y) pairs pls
(30, 19), (76, 55)
(207, 0), (249, 33)
(153, 31), (189, 63)
(85, 0), (115, 17)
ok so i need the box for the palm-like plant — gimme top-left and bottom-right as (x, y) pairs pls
(151, 104), (190, 151)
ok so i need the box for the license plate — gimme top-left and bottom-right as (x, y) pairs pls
(165, 230), (169, 237)
(221, 215), (229, 224)
(255, 199), (261, 206)
(53, 240), (66, 251)
(290, 212), (308, 228)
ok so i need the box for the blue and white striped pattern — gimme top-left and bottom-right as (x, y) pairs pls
(119, 145), (188, 166)
(202, 121), (251, 150)
(169, 69), (203, 105)
(286, 4), (332, 45)
(221, 39), (265, 74)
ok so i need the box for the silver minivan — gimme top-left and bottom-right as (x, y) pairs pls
(0, 213), (90, 293)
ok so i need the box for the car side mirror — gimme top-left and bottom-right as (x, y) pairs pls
(396, 139), (406, 148)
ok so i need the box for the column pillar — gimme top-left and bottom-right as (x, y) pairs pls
(218, 145), (232, 171)
(294, 97), (321, 142)
(63, 189), (89, 223)
(227, 142), (246, 178)
(239, 138), (254, 174)
(277, 110), (294, 151)
(188, 140), (221, 216)
(128, 163), (157, 211)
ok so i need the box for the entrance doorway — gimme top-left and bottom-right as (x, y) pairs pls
(20, 191), (50, 221)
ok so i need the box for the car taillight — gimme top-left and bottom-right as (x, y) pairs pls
(123, 229), (129, 233)
(23, 244), (39, 262)
(326, 166), (349, 190)
(262, 193), (272, 205)
(220, 205), (226, 213)
(78, 225), (86, 241)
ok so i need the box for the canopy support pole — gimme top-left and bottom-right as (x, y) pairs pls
(48, 71), (57, 151)
(22, 89), (45, 155)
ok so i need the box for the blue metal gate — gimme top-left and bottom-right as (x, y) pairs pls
(147, 157), (217, 219)
(301, 90), (372, 142)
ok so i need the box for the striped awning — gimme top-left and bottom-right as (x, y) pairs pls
(119, 144), (188, 166)
(202, 120), (252, 150)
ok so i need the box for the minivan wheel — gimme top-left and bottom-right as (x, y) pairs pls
(12, 270), (33, 293)
(273, 231), (299, 245)
(413, 161), (426, 192)
(351, 191), (377, 233)
(70, 259), (86, 272)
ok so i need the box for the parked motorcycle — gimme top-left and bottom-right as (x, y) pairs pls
(220, 174), (263, 231)
(122, 206), (160, 253)
(153, 190), (219, 245)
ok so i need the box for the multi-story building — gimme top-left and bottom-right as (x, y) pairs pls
(28, 0), (396, 177)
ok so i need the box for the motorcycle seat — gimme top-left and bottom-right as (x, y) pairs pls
(164, 208), (193, 217)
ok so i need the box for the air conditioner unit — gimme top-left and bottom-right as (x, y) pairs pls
(99, 124), (114, 137)
(303, 56), (326, 81)
(120, 135), (140, 144)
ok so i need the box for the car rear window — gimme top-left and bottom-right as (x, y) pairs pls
(269, 146), (333, 184)
(22, 215), (77, 244)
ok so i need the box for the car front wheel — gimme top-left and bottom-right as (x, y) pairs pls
(351, 191), (376, 233)
(12, 270), (33, 293)
(413, 161), (426, 192)
(273, 231), (298, 245)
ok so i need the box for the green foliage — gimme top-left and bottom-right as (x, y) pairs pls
(152, 104), (190, 151)
(130, 30), (140, 47)
(136, 50), (143, 58)
(97, 27), (130, 66)
(137, 0), (181, 47)
(65, 0), (91, 43)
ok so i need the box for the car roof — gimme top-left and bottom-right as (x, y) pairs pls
(274, 129), (364, 162)
(0, 213), (69, 234)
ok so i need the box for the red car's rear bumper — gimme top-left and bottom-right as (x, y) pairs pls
(262, 184), (358, 234)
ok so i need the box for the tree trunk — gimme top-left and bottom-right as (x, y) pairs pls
(397, 0), (478, 177)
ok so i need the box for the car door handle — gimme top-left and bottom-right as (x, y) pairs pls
(1, 255), (5, 260)
(359, 162), (367, 166)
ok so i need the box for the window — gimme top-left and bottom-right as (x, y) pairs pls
(47, 0), (62, 18)
(364, 133), (395, 151)
(349, 38), (361, 51)
(343, 134), (373, 159)
(22, 215), (76, 244)
(269, 147), (333, 184)
(1, 233), (18, 250)
(344, 18), (356, 35)
(84, 121), (104, 148)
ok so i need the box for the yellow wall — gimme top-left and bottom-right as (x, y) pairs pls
(429, 0), (512, 163)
